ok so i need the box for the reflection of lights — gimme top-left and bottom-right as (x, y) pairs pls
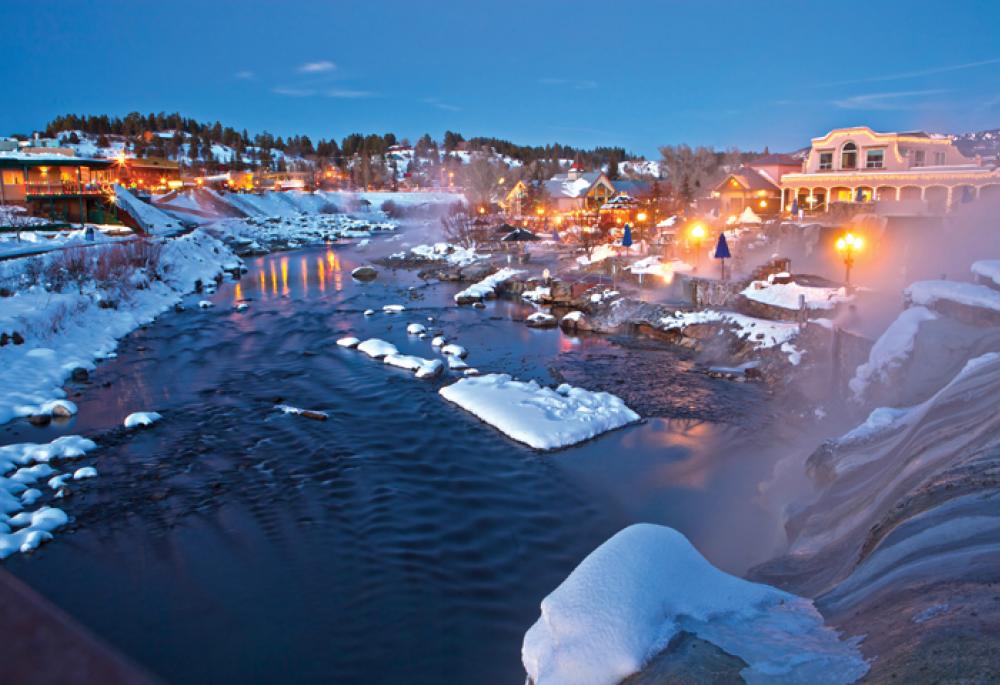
(301, 256), (308, 291)
(270, 260), (278, 294)
(234, 283), (242, 301)
(281, 257), (289, 294)
(259, 270), (266, 296)
(317, 257), (326, 292)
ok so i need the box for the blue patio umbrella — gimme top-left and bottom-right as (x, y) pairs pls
(714, 232), (731, 280)
(790, 198), (799, 215)
(855, 187), (865, 202)
(621, 223), (633, 249)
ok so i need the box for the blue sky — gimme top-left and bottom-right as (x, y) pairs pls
(2, 0), (999, 157)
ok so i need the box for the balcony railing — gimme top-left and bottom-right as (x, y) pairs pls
(24, 181), (107, 197)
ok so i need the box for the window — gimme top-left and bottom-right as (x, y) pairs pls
(819, 152), (833, 170)
(865, 150), (884, 169)
(933, 151), (945, 166)
(912, 150), (925, 167)
(841, 142), (857, 169)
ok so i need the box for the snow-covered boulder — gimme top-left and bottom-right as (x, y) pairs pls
(357, 338), (399, 359)
(523, 524), (868, 685)
(904, 280), (1000, 325)
(439, 374), (639, 450)
(406, 323), (427, 335)
(526, 312), (557, 328)
(336, 336), (360, 348)
(454, 268), (523, 304)
(124, 411), (162, 429)
(849, 306), (937, 401)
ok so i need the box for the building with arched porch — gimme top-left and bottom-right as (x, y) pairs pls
(780, 127), (1000, 215)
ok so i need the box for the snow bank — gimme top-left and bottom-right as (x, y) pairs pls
(660, 310), (800, 352)
(848, 306), (937, 399)
(523, 524), (868, 685)
(454, 268), (523, 302)
(0, 230), (237, 426)
(391, 242), (488, 267)
(971, 260), (1000, 287)
(1, 436), (98, 559)
(439, 374), (639, 450)
(741, 280), (852, 311)
(905, 280), (1000, 313)
(115, 185), (183, 235)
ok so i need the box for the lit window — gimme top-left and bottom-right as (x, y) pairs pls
(819, 152), (833, 170)
(865, 150), (884, 169)
(933, 151), (945, 166)
(841, 142), (857, 169)
(912, 150), (925, 168)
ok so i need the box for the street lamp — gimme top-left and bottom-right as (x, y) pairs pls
(835, 232), (863, 285)
(690, 223), (706, 270)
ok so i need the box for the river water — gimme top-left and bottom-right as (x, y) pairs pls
(1, 229), (813, 685)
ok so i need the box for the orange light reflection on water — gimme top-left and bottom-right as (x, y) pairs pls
(280, 257), (289, 295)
(317, 257), (326, 292)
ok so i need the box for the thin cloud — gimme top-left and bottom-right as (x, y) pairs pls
(833, 89), (949, 110)
(234, 70), (255, 80)
(819, 58), (1000, 87)
(326, 89), (375, 99)
(273, 86), (316, 97)
(298, 60), (336, 73)
(424, 97), (460, 112)
(540, 77), (598, 90)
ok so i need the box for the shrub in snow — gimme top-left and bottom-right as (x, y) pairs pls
(523, 523), (868, 685)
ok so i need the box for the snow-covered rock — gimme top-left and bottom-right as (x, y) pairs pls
(431, 335), (447, 347)
(971, 260), (1000, 288)
(526, 312), (557, 328)
(439, 374), (639, 450)
(440, 343), (467, 358)
(741, 280), (851, 312)
(382, 304), (406, 313)
(523, 523), (869, 685)
(73, 466), (98, 480)
(124, 411), (162, 429)
(454, 268), (523, 303)
(356, 338), (399, 359)
(336, 336), (361, 348)
(406, 323), (427, 335)
(383, 354), (443, 379)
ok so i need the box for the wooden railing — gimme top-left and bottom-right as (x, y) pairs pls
(25, 182), (106, 197)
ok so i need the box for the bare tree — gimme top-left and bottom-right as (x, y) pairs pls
(658, 144), (730, 205)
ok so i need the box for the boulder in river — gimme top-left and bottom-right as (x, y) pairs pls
(351, 265), (378, 281)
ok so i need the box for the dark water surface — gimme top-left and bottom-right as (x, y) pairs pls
(2, 237), (805, 685)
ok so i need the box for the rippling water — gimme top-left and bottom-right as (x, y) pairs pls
(2, 234), (809, 684)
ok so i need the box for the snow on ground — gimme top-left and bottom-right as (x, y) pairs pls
(625, 256), (693, 278)
(905, 279), (1000, 313)
(659, 310), (801, 358)
(848, 306), (937, 399)
(0, 226), (133, 259)
(439, 373), (639, 450)
(0, 435), (98, 559)
(576, 243), (618, 266)
(390, 242), (489, 267)
(454, 268), (523, 302)
(522, 523), (868, 685)
(741, 279), (852, 311)
(0, 230), (237, 426)
(971, 260), (1000, 287)
(115, 185), (183, 235)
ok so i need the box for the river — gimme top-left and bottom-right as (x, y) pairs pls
(0, 228), (814, 684)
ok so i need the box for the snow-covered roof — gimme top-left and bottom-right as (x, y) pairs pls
(543, 171), (602, 198)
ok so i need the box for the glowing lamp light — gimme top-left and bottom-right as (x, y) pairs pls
(536, 207), (544, 216)
(690, 223), (706, 240)
(759, 199), (767, 208)
(636, 211), (648, 222)
(478, 206), (486, 215)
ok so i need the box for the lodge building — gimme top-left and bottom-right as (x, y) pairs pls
(779, 126), (1000, 214)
